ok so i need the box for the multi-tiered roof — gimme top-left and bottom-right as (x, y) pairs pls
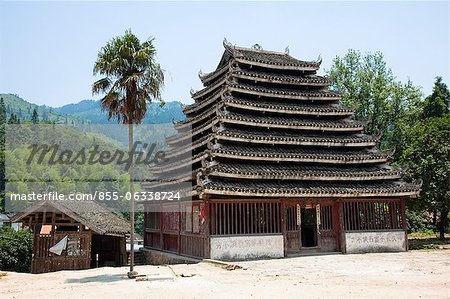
(144, 40), (420, 199)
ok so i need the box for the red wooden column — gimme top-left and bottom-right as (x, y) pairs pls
(159, 202), (163, 251)
(280, 200), (287, 257)
(204, 195), (211, 258)
(332, 201), (341, 252)
(338, 200), (346, 253)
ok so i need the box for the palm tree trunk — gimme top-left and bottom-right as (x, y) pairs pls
(129, 120), (135, 272)
(439, 207), (448, 240)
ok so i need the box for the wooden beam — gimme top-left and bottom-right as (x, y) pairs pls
(42, 208), (47, 225)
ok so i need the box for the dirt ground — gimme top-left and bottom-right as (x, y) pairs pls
(1, 251), (449, 299)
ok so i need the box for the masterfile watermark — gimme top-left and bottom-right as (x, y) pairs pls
(9, 191), (182, 202)
(26, 141), (166, 171)
(4, 123), (193, 212)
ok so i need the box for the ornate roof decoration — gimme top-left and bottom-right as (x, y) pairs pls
(223, 37), (232, 48)
(252, 44), (263, 50)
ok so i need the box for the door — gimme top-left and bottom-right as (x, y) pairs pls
(285, 204), (301, 252)
(284, 202), (321, 253)
(300, 207), (318, 247)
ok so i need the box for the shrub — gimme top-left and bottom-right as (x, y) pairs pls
(0, 226), (32, 272)
(406, 208), (433, 233)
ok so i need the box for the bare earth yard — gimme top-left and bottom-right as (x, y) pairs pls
(1, 251), (449, 299)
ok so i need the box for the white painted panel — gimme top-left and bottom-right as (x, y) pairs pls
(210, 235), (284, 260)
(345, 231), (406, 253)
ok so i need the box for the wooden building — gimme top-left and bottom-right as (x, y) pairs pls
(12, 200), (129, 273)
(142, 40), (420, 260)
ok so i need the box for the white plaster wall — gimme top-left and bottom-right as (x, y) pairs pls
(210, 235), (284, 260)
(345, 231), (406, 253)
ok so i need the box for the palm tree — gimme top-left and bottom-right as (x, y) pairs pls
(92, 30), (164, 277)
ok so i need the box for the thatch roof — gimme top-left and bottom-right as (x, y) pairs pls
(11, 200), (130, 236)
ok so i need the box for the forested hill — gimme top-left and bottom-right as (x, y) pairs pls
(0, 93), (186, 124)
(54, 99), (185, 124)
(1, 94), (81, 124)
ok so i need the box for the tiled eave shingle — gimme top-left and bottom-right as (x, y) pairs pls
(201, 180), (420, 198)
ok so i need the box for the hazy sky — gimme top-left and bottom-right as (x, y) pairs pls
(1, 1), (449, 106)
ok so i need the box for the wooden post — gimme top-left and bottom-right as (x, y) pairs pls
(338, 201), (346, 253)
(28, 214), (33, 230)
(204, 195), (210, 258)
(159, 202), (163, 250)
(332, 201), (340, 252)
(51, 212), (56, 232)
(281, 200), (286, 257)
(177, 201), (181, 255)
(31, 221), (37, 273)
(401, 198), (408, 251)
(42, 208), (47, 225)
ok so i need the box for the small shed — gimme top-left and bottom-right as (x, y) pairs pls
(0, 213), (21, 230)
(11, 200), (130, 273)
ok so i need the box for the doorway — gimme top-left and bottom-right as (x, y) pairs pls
(301, 207), (318, 247)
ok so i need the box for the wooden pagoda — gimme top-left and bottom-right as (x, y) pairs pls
(141, 40), (420, 261)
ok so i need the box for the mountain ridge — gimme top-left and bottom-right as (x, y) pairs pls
(0, 93), (186, 124)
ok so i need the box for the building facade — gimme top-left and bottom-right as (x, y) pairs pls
(142, 41), (420, 260)
(12, 200), (129, 273)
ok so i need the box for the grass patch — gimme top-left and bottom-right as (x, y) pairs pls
(408, 234), (450, 250)
(408, 231), (438, 239)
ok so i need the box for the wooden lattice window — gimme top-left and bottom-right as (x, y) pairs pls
(320, 205), (333, 231)
(343, 201), (404, 231)
(145, 204), (160, 230)
(211, 202), (281, 235)
(162, 205), (179, 231)
(182, 203), (203, 234)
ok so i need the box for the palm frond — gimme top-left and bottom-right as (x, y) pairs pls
(92, 77), (112, 95)
(92, 30), (164, 124)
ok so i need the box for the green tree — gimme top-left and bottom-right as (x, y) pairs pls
(0, 98), (5, 211)
(7, 113), (20, 125)
(31, 108), (39, 124)
(0, 226), (33, 272)
(92, 30), (164, 275)
(327, 50), (422, 158)
(0, 97), (6, 125)
(421, 76), (450, 119)
(402, 116), (450, 239)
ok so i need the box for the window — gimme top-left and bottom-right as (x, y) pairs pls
(211, 202), (281, 235)
(145, 205), (160, 229)
(162, 205), (179, 231)
(320, 205), (333, 231)
(182, 203), (202, 234)
(185, 205), (192, 232)
(192, 205), (200, 233)
(343, 201), (404, 231)
(67, 236), (81, 256)
(39, 224), (52, 235)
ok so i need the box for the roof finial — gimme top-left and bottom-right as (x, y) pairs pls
(198, 69), (203, 78)
(285, 46), (290, 55)
(317, 55), (323, 64)
(223, 38), (232, 48)
(252, 44), (263, 50)
(190, 88), (196, 96)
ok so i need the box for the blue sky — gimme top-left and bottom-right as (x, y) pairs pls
(0, 1), (449, 106)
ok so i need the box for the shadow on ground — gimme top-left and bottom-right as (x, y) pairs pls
(408, 237), (450, 250)
(65, 274), (125, 284)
